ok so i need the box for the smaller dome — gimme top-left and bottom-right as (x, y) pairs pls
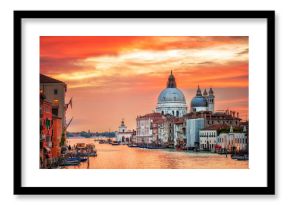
(191, 96), (208, 107)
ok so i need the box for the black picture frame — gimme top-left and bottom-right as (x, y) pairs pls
(14, 10), (275, 195)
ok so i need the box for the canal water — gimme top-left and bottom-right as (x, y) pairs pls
(66, 138), (248, 169)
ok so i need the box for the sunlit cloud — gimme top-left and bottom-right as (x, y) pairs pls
(54, 44), (248, 86)
(40, 36), (249, 131)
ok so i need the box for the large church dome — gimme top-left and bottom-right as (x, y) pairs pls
(156, 71), (187, 117)
(158, 88), (186, 104)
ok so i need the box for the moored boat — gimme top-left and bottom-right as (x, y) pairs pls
(86, 143), (97, 156)
(99, 140), (105, 144)
(80, 157), (88, 162)
(231, 154), (248, 161)
(60, 157), (81, 166)
(111, 140), (121, 145)
(128, 144), (138, 147)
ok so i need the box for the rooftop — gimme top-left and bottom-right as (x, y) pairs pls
(40, 74), (66, 84)
(174, 118), (184, 124)
(201, 124), (230, 131)
(184, 111), (241, 120)
(137, 112), (163, 119)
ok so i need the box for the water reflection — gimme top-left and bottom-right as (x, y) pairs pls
(66, 138), (248, 169)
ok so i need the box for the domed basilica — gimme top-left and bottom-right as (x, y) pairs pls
(156, 71), (215, 117)
(156, 71), (187, 117)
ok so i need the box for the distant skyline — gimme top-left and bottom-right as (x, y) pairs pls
(40, 36), (248, 132)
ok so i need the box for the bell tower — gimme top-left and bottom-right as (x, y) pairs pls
(118, 119), (127, 133)
(208, 87), (215, 113)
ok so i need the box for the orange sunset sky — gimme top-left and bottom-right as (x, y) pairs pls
(40, 36), (248, 132)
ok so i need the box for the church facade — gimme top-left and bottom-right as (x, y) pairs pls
(116, 119), (134, 144)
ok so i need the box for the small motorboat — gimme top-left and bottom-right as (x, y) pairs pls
(111, 141), (121, 145)
(86, 144), (97, 156)
(60, 157), (81, 166)
(87, 152), (97, 156)
(99, 140), (105, 144)
(79, 157), (88, 162)
(231, 154), (249, 161)
(128, 144), (138, 147)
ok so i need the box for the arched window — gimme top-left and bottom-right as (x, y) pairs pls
(161, 111), (164, 115)
(172, 110), (174, 115)
(176, 110), (179, 117)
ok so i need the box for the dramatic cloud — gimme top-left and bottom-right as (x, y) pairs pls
(40, 36), (248, 132)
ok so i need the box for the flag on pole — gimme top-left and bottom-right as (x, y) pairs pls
(65, 97), (73, 111)
(69, 97), (72, 109)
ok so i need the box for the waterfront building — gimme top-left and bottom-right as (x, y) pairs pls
(173, 118), (186, 147)
(217, 126), (248, 153)
(51, 116), (62, 159)
(40, 93), (53, 168)
(116, 119), (134, 144)
(136, 115), (151, 145)
(199, 129), (217, 152)
(156, 71), (187, 117)
(156, 118), (166, 145)
(191, 86), (215, 112)
(186, 118), (205, 148)
(199, 125), (228, 152)
(151, 118), (164, 145)
(156, 114), (176, 146)
(136, 113), (164, 145)
(130, 133), (137, 145)
(40, 74), (67, 132)
(240, 121), (249, 146)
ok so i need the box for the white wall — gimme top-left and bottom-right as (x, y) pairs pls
(0, 0), (288, 204)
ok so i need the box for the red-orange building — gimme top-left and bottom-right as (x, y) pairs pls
(40, 93), (53, 168)
(51, 116), (62, 158)
(40, 74), (69, 168)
